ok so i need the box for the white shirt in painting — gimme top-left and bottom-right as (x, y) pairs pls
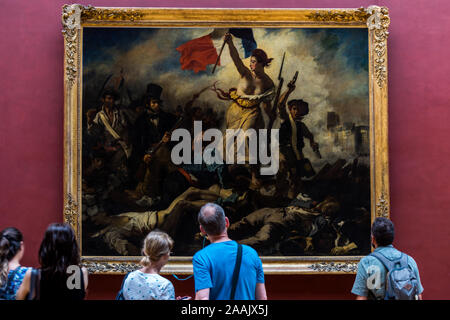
(123, 270), (175, 300)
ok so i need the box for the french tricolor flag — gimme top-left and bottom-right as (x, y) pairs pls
(176, 28), (257, 73)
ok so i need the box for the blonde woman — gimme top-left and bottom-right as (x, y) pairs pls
(122, 230), (175, 300)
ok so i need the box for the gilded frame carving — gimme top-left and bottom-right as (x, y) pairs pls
(62, 5), (390, 274)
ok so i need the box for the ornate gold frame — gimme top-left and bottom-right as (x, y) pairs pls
(62, 5), (390, 274)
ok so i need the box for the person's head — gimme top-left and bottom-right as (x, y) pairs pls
(371, 217), (395, 248)
(38, 223), (80, 274)
(145, 83), (163, 112)
(0, 227), (24, 286)
(250, 49), (273, 73)
(146, 97), (162, 112)
(198, 203), (228, 237)
(287, 99), (309, 120)
(101, 88), (119, 108)
(140, 230), (174, 268)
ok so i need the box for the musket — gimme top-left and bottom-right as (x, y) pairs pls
(268, 52), (286, 130)
(278, 52), (286, 81)
(146, 116), (184, 158)
(274, 52), (286, 106)
(97, 74), (113, 101)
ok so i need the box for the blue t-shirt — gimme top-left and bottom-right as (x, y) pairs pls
(351, 245), (424, 299)
(193, 241), (264, 300)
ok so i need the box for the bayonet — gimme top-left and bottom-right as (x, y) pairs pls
(268, 52), (286, 132)
(278, 52), (286, 80)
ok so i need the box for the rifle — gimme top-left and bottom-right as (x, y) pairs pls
(146, 116), (184, 158)
(268, 52), (286, 131)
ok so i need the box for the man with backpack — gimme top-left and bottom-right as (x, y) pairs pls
(351, 217), (424, 300)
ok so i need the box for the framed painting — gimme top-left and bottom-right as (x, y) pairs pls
(62, 5), (390, 274)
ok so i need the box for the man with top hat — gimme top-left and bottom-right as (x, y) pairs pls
(128, 84), (179, 207)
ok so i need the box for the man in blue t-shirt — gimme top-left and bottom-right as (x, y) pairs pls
(193, 203), (267, 300)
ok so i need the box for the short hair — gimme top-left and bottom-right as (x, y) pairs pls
(101, 88), (119, 101)
(198, 203), (226, 236)
(371, 217), (395, 246)
(140, 230), (174, 266)
(143, 93), (164, 107)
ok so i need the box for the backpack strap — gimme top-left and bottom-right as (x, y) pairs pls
(230, 243), (243, 300)
(370, 251), (396, 272)
(398, 253), (409, 269)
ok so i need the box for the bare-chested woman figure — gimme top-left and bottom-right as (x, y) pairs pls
(219, 33), (276, 189)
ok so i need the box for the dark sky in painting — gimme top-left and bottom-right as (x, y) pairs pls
(84, 27), (368, 76)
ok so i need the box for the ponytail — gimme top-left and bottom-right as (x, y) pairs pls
(0, 228), (23, 286)
(0, 236), (10, 286)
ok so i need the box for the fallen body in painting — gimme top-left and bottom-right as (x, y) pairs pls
(91, 185), (230, 255)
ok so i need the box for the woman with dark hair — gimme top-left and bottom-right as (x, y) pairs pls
(16, 223), (88, 300)
(0, 227), (31, 300)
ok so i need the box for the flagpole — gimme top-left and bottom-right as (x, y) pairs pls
(212, 40), (226, 74)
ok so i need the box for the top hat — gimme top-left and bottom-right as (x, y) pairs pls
(146, 83), (163, 101)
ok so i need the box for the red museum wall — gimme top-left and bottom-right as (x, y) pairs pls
(0, 0), (449, 299)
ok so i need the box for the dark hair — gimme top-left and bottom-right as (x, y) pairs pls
(371, 217), (395, 246)
(0, 227), (23, 286)
(38, 223), (80, 275)
(101, 88), (119, 101)
(198, 203), (226, 236)
(287, 99), (309, 116)
(143, 93), (163, 107)
(251, 49), (273, 67)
